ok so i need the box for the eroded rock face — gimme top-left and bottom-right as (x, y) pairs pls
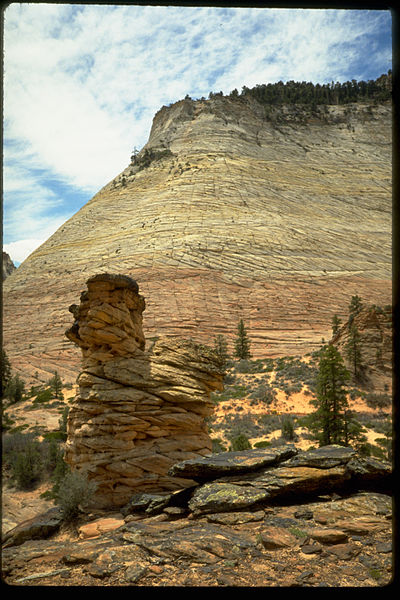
(332, 304), (393, 383)
(64, 273), (223, 509)
(2, 251), (16, 280)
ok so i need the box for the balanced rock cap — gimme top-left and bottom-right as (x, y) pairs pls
(86, 273), (139, 293)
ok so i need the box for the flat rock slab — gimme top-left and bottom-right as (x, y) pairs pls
(283, 445), (356, 468)
(188, 465), (350, 515)
(78, 516), (125, 539)
(120, 520), (255, 565)
(168, 446), (297, 480)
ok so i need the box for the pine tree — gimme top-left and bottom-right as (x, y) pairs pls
(4, 374), (25, 405)
(213, 334), (230, 367)
(1, 350), (12, 396)
(345, 322), (363, 380)
(48, 371), (63, 399)
(12, 438), (43, 490)
(349, 295), (362, 323)
(307, 344), (351, 446)
(331, 314), (342, 336)
(234, 319), (251, 360)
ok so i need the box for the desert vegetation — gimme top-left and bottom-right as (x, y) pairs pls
(1, 354), (97, 520)
(1, 296), (392, 521)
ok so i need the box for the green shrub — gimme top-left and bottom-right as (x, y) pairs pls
(364, 393), (391, 409)
(3, 431), (67, 491)
(229, 433), (252, 451)
(235, 359), (252, 373)
(32, 387), (53, 404)
(212, 438), (227, 453)
(249, 382), (276, 404)
(254, 440), (271, 448)
(56, 470), (97, 521)
(211, 384), (248, 403)
(11, 438), (43, 490)
(281, 415), (296, 440)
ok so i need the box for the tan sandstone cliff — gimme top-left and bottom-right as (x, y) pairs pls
(332, 303), (393, 388)
(64, 273), (223, 508)
(2, 96), (391, 383)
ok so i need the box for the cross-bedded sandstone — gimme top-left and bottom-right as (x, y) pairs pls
(64, 273), (223, 509)
(3, 96), (392, 383)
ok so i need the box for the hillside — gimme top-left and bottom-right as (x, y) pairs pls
(2, 93), (392, 385)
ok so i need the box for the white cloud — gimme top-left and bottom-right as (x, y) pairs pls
(3, 239), (49, 266)
(3, 4), (392, 265)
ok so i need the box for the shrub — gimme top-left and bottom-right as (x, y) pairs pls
(212, 438), (227, 453)
(249, 382), (276, 404)
(211, 384), (248, 403)
(56, 470), (97, 521)
(229, 433), (252, 451)
(254, 440), (271, 448)
(11, 438), (43, 490)
(364, 393), (391, 410)
(3, 431), (68, 491)
(32, 387), (53, 404)
(281, 415), (296, 440)
(235, 359), (252, 373)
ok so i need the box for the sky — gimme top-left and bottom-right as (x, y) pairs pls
(2, 3), (393, 266)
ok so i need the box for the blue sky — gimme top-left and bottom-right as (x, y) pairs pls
(3, 4), (392, 266)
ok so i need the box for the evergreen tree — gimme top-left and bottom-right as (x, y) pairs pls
(281, 415), (295, 440)
(345, 322), (363, 380)
(48, 371), (63, 399)
(213, 334), (230, 367)
(306, 344), (351, 446)
(234, 319), (251, 360)
(331, 314), (342, 336)
(4, 374), (25, 405)
(1, 350), (12, 396)
(349, 295), (363, 323)
(229, 433), (252, 451)
(11, 438), (43, 490)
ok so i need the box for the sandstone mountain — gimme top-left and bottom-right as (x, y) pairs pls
(2, 94), (392, 384)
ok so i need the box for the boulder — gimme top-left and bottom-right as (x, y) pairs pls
(2, 507), (63, 548)
(170, 445), (392, 516)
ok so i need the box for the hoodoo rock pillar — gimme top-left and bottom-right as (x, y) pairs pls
(65, 273), (224, 509)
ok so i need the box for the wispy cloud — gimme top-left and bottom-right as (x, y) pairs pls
(3, 4), (392, 265)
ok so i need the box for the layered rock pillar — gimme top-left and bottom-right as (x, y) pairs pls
(65, 273), (224, 509)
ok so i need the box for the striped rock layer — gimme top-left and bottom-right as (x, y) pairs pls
(64, 273), (223, 508)
(3, 96), (392, 383)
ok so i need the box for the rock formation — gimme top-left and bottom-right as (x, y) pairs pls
(332, 304), (392, 387)
(64, 273), (224, 508)
(2, 251), (16, 280)
(2, 444), (392, 587)
(2, 96), (392, 383)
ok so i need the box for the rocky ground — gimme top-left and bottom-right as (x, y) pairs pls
(2, 353), (393, 588)
(2, 446), (393, 588)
